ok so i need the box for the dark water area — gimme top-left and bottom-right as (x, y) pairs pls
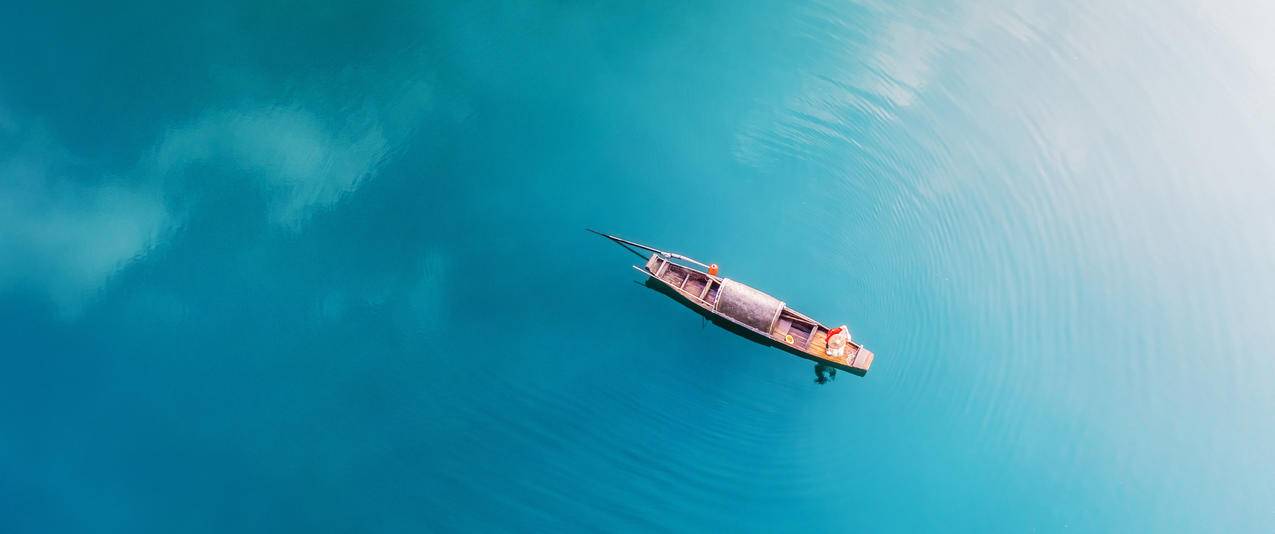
(2, 1), (1273, 531)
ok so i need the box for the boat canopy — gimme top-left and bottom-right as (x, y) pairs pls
(715, 279), (784, 333)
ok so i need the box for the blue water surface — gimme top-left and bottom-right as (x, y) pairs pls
(2, 1), (1274, 531)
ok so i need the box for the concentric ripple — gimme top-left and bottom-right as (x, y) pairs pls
(4, 0), (1274, 532)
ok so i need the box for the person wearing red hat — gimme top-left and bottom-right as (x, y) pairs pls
(825, 324), (851, 358)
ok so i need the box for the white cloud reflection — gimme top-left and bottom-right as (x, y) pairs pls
(1, 85), (426, 315)
(0, 126), (169, 315)
(150, 107), (390, 227)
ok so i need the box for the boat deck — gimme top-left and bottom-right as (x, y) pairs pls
(655, 258), (720, 306)
(770, 317), (863, 368)
(645, 254), (872, 374)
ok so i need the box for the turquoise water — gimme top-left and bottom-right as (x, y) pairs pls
(3, 1), (1274, 531)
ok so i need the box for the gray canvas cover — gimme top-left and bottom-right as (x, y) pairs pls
(715, 279), (784, 333)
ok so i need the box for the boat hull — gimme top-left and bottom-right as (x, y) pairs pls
(591, 230), (872, 376)
(642, 273), (871, 376)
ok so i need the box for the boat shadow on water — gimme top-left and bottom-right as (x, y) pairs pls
(814, 364), (837, 385)
(640, 278), (863, 383)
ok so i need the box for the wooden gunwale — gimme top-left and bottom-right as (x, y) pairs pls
(598, 230), (871, 376)
(636, 255), (869, 374)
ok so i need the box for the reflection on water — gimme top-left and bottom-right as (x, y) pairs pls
(2, 0), (1274, 532)
(814, 363), (837, 385)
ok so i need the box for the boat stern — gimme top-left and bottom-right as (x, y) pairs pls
(849, 346), (874, 375)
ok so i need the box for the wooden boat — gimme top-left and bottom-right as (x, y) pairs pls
(592, 230), (874, 376)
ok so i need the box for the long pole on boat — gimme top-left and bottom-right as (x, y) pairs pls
(587, 229), (712, 269)
(587, 229), (665, 254)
